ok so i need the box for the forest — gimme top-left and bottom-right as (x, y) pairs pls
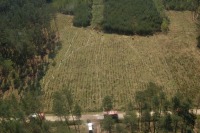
(0, 1), (61, 132)
(102, 0), (163, 35)
(73, 0), (93, 27)
(0, 0), (59, 93)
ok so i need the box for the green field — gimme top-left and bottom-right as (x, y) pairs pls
(41, 11), (200, 112)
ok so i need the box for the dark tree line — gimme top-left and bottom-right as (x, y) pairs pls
(0, 0), (59, 93)
(163, 0), (199, 11)
(102, 0), (163, 35)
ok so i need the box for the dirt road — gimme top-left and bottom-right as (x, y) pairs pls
(45, 110), (200, 133)
(45, 112), (125, 122)
(45, 109), (200, 122)
(45, 112), (125, 133)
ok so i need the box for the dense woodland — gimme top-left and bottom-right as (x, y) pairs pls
(0, 1), (63, 132)
(102, 0), (163, 35)
(73, 0), (92, 27)
(0, 0), (59, 94)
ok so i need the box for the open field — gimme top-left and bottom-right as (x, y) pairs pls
(41, 11), (200, 112)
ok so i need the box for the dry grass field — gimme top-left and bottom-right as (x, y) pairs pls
(41, 11), (200, 112)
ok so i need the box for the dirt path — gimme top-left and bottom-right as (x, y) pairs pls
(45, 108), (200, 122)
(45, 112), (125, 122)
(45, 109), (200, 133)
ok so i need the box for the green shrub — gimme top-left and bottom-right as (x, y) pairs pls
(52, 60), (56, 67)
(161, 18), (170, 33)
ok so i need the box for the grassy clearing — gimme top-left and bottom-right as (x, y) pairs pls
(41, 11), (200, 112)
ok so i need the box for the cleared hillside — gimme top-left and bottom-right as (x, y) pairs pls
(41, 11), (200, 112)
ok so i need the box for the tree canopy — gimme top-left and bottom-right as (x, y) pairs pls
(102, 0), (163, 35)
(0, 0), (59, 93)
(73, 0), (92, 27)
(102, 95), (113, 111)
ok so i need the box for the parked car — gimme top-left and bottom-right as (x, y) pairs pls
(103, 110), (119, 122)
(28, 112), (45, 121)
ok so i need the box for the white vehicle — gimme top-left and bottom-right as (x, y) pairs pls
(87, 120), (94, 133)
(28, 112), (45, 121)
(29, 113), (38, 118)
